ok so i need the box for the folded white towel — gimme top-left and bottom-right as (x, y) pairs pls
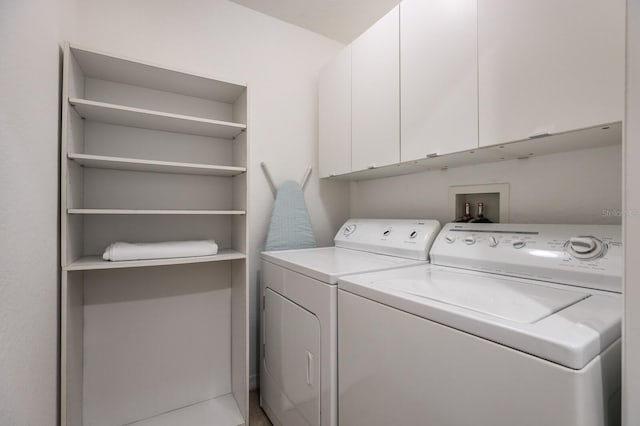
(102, 240), (219, 262)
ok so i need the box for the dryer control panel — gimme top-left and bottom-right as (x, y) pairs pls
(335, 219), (441, 261)
(430, 223), (622, 293)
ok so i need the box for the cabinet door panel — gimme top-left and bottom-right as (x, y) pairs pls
(401, 0), (478, 161)
(319, 46), (351, 178)
(478, 0), (625, 147)
(351, 6), (400, 171)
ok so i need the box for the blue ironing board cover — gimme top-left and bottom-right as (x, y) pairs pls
(265, 180), (317, 251)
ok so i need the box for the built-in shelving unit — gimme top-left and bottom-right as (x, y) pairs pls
(60, 43), (249, 426)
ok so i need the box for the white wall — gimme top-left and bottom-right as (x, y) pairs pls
(0, 0), (74, 424)
(351, 145), (622, 226)
(70, 0), (350, 387)
(624, 0), (639, 423)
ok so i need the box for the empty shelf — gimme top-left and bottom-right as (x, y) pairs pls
(68, 153), (246, 176)
(69, 98), (246, 139)
(125, 393), (243, 426)
(65, 249), (247, 271)
(70, 44), (247, 103)
(68, 209), (246, 215)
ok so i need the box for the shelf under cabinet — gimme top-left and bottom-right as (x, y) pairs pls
(65, 249), (246, 271)
(68, 153), (246, 176)
(69, 98), (246, 139)
(68, 209), (246, 215)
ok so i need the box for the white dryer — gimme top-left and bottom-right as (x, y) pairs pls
(338, 222), (622, 426)
(260, 219), (441, 426)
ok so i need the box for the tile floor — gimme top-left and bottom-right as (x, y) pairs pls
(249, 390), (272, 426)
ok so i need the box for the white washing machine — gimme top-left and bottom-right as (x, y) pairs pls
(338, 222), (622, 426)
(260, 219), (441, 426)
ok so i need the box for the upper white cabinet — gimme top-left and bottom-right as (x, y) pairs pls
(319, 46), (351, 178)
(351, 5), (400, 171)
(478, 0), (625, 147)
(400, 0), (478, 161)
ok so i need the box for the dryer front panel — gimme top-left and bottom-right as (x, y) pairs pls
(263, 288), (320, 426)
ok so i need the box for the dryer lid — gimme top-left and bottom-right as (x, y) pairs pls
(261, 247), (426, 284)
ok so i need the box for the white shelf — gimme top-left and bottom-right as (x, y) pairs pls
(69, 98), (246, 139)
(65, 249), (247, 271)
(126, 393), (244, 426)
(68, 153), (246, 176)
(68, 209), (246, 215)
(70, 44), (246, 103)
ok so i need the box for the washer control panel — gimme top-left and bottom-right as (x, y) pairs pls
(335, 219), (441, 261)
(431, 223), (622, 293)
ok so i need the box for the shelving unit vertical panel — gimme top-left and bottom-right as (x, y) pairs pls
(68, 48), (85, 100)
(60, 42), (84, 426)
(63, 42), (87, 266)
(231, 89), (249, 420)
(61, 272), (84, 426)
(67, 108), (86, 263)
(231, 259), (248, 421)
(60, 42), (72, 270)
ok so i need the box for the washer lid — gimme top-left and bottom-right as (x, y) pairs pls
(338, 265), (621, 369)
(262, 247), (426, 284)
(386, 269), (589, 324)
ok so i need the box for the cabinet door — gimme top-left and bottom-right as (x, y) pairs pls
(351, 5), (400, 171)
(319, 46), (351, 178)
(478, 0), (625, 147)
(400, 0), (478, 161)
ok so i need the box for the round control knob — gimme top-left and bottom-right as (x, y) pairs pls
(488, 236), (499, 247)
(463, 236), (476, 245)
(512, 240), (526, 249)
(445, 235), (456, 244)
(383, 229), (392, 237)
(565, 236), (606, 260)
(343, 224), (357, 236)
(409, 231), (418, 240)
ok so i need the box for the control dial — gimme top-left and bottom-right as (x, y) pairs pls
(409, 231), (418, 239)
(488, 236), (499, 247)
(512, 240), (526, 249)
(343, 224), (357, 236)
(463, 236), (476, 245)
(445, 235), (456, 244)
(565, 236), (607, 260)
